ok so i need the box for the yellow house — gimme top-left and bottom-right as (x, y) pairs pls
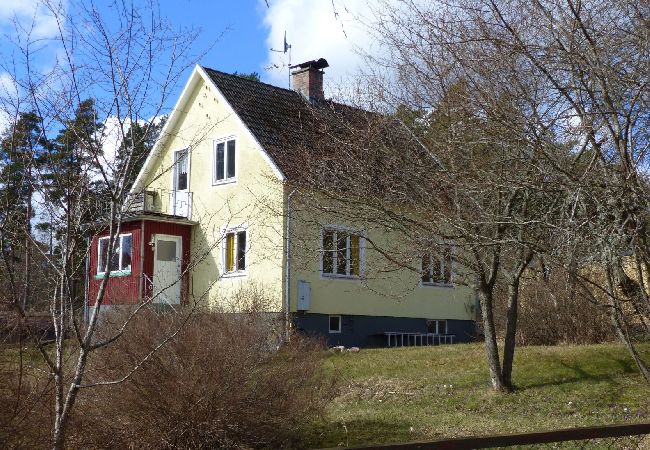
(119, 58), (476, 347)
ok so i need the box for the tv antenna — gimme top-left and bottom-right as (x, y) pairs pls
(270, 31), (292, 86)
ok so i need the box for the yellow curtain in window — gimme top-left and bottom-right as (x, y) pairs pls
(226, 233), (235, 272)
(350, 234), (360, 276)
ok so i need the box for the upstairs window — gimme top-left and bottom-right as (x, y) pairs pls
(98, 234), (132, 274)
(223, 228), (247, 274)
(422, 244), (454, 286)
(174, 149), (189, 191)
(214, 138), (236, 184)
(322, 227), (363, 278)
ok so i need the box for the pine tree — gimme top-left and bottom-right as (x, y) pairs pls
(115, 116), (166, 191)
(0, 111), (48, 309)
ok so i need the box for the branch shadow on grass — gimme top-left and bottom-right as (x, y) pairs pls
(518, 359), (637, 390)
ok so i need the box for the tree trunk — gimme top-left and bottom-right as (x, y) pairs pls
(501, 278), (520, 390)
(478, 286), (508, 391)
(610, 302), (650, 383)
(22, 181), (32, 310)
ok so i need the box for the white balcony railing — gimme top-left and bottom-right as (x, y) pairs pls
(123, 189), (193, 220)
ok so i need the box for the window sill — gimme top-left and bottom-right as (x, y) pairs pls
(321, 273), (362, 281)
(212, 178), (237, 187)
(421, 282), (455, 288)
(95, 270), (132, 280)
(222, 271), (247, 279)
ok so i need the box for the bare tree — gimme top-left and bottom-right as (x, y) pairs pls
(0, 1), (213, 447)
(351, 0), (649, 386)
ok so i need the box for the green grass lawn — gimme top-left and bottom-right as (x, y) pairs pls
(306, 342), (650, 448)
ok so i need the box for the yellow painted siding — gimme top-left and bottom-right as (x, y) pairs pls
(143, 76), (286, 311)
(142, 70), (474, 322)
(288, 199), (475, 320)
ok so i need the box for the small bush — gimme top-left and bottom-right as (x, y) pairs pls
(493, 268), (616, 345)
(72, 309), (336, 449)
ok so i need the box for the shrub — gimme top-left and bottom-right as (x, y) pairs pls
(71, 309), (336, 449)
(492, 268), (616, 346)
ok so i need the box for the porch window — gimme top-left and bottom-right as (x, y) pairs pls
(214, 138), (236, 184)
(422, 244), (454, 286)
(223, 228), (247, 274)
(322, 227), (363, 278)
(97, 234), (132, 274)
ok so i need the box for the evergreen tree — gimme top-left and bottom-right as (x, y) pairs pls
(44, 99), (104, 209)
(0, 111), (48, 309)
(40, 99), (104, 304)
(115, 116), (166, 191)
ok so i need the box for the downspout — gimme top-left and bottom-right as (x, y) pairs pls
(139, 220), (145, 301)
(284, 187), (298, 340)
(83, 235), (91, 323)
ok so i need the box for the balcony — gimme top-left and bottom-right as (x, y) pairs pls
(123, 188), (193, 220)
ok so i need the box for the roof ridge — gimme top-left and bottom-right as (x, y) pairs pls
(201, 65), (301, 96)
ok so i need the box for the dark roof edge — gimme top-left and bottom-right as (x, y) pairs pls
(201, 66), (300, 96)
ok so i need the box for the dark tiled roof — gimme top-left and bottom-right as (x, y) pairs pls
(203, 68), (314, 177)
(202, 67), (430, 190)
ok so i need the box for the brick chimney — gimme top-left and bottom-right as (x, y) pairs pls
(290, 58), (329, 102)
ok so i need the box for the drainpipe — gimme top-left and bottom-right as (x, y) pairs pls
(139, 220), (145, 301)
(84, 235), (90, 323)
(284, 188), (298, 340)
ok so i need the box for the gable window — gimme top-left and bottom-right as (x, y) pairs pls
(322, 227), (363, 278)
(174, 149), (189, 191)
(329, 315), (342, 333)
(97, 234), (132, 275)
(223, 228), (247, 275)
(422, 244), (454, 286)
(214, 137), (236, 184)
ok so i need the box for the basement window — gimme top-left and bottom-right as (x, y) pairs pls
(427, 319), (448, 335)
(321, 226), (364, 278)
(213, 137), (236, 184)
(97, 234), (132, 275)
(329, 315), (341, 333)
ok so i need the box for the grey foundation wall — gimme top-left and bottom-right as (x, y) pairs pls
(293, 313), (476, 348)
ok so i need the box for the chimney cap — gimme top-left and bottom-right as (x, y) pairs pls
(290, 58), (329, 71)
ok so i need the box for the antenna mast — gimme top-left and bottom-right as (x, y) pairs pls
(270, 31), (292, 87)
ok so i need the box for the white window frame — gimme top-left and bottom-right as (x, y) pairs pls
(172, 148), (190, 192)
(421, 243), (456, 287)
(320, 225), (365, 279)
(212, 135), (238, 185)
(427, 319), (448, 335)
(328, 315), (342, 334)
(221, 225), (248, 278)
(97, 233), (133, 276)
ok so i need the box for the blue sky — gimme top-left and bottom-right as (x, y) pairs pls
(156, 1), (270, 78)
(0, 0), (377, 133)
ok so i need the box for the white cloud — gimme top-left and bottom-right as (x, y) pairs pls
(0, 72), (19, 134)
(0, 0), (64, 40)
(261, 0), (378, 95)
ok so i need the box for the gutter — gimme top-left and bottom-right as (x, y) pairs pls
(284, 188), (298, 340)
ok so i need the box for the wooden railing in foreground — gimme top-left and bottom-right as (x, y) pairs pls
(326, 422), (650, 449)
